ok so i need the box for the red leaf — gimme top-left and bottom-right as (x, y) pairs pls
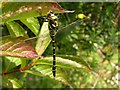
(0, 36), (38, 59)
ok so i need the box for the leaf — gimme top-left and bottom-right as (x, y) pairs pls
(24, 70), (43, 77)
(20, 17), (40, 35)
(38, 57), (91, 71)
(2, 57), (21, 72)
(6, 21), (28, 37)
(25, 55), (91, 87)
(2, 77), (13, 88)
(35, 21), (51, 56)
(0, 36), (38, 59)
(27, 65), (72, 87)
(9, 78), (22, 88)
(29, 56), (95, 87)
(54, 55), (98, 76)
(57, 55), (92, 70)
(2, 2), (74, 22)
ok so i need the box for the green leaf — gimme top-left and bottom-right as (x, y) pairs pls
(35, 21), (51, 56)
(2, 77), (13, 88)
(24, 70), (43, 76)
(9, 78), (22, 88)
(26, 56), (93, 86)
(30, 56), (97, 87)
(0, 36), (38, 59)
(27, 65), (72, 87)
(38, 57), (91, 71)
(20, 17), (40, 35)
(2, 57), (21, 72)
(6, 21), (28, 37)
(57, 55), (92, 70)
(2, 2), (74, 22)
(20, 58), (27, 68)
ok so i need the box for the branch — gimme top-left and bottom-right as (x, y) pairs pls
(2, 62), (36, 76)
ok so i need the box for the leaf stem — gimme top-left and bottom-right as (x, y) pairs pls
(2, 62), (36, 76)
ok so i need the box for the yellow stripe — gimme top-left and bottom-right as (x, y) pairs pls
(52, 41), (55, 42)
(51, 34), (55, 36)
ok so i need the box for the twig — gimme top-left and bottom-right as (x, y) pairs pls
(2, 62), (36, 76)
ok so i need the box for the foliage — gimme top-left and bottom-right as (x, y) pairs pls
(0, 2), (119, 88)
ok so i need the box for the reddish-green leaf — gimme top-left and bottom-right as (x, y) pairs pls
(0, 36), (38, 59)
(2, 2), (74, 22)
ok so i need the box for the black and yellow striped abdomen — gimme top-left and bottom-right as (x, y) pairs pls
(46, 11), (58, 77)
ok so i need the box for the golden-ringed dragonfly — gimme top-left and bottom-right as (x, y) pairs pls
(46, 11), (58, 77)
(2, 10), (79, 77)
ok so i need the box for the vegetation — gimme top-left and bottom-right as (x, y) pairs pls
(0, 2), (119, 88)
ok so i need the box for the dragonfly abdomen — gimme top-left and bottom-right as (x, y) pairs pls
(49, 28), (56, 77)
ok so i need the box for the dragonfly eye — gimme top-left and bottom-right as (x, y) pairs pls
(47, 11), (53, 17)
(46, 11), (58, 21)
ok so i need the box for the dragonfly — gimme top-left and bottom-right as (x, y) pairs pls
(22, 12), (81, 77)
(46, 11), (58, 77)
(28, 16), (81, 77)
(1, 11), (81, 77)
(40, 11), (81, 77)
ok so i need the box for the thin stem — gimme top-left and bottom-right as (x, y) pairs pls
(2, 62), (36, 76)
